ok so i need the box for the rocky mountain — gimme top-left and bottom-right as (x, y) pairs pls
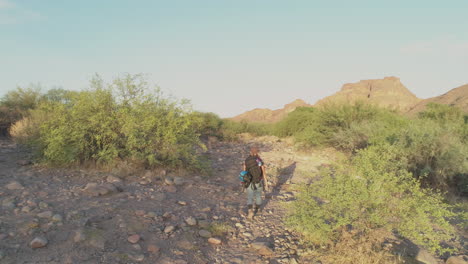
(407, 84), (468, 114)
(231, 99), (311, 123)
(315, 77), (421, 111)
(231, 77), (468, 123)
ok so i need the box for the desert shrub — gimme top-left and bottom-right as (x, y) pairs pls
(0, 85), (43, 134)
(392, 119), (468, 191)
(219, 119), (273, 140)
(192, 112), (224, 138)
(18, 74), (204, 170)
(287, 143), (456, 255)
(419, 103), (466, 124)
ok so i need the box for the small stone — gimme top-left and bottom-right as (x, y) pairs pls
(52, 214), (63, 222)
(6, 181), (24, 190)
(128, 234), (140, 244)
(185, 216), (197, 226)
(242, 232), (252, 237)
(106, 175), (122, 183)
(163, 185), (177, 193)
(164, 177), (174, 185)
(21, 206), (31, 213)
(133, 244), (142, 251)
(164, 225), (175, 233)
(199, 230), (212, 238)
(251, 242), (274, 256)
(208, 237), (222, 245)
(30, 237), (48, 248)
(147, 244), (160, 254)
(146, 212), (157, 218)
(2, 198), (15, 209)
(177, 201), (187, 206)
(135, 210), (146, 216)
(128, 253), (145, 262)
(173, 177), (185, 186)
(38, 202), (48, 209)
(201, 207), (211, 212)
(446, 256), (468, 264)
(198, 220), (210, 228)
(73, 229), (86, 243)
(37, 211), (53, 218)
(416, 249), (438, 264)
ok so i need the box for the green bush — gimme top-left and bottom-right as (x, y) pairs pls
(287, 143), (457, 255)
(15, 74), (204, 170)
(0, 85), (43, 132)
(392, 119), (468, 190)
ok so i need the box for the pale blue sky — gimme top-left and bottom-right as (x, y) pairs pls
(1, 0), (467, 117)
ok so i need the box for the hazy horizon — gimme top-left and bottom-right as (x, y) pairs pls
(1, 0), (467, 117)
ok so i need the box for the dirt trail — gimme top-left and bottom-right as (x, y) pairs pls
(0, 137), (333, 264)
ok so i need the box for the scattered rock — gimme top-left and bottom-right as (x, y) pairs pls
(52, 214), (63, 222)
(416, 249), (438, 264)
(30, 237), (48, 249)
(38, 202), (48, 209)
(164, 225), (175, 233)
(106, 175), (122, 183)
(199, 230), (212, 238)
(251, 242), (274, 256)
(128, 253), (145, 262)
(135, 210), (146, 216)
(127, 234), (140, 244)
(163, 185), (177, 193)
(164, 177), (174, 185)
(446, 256), (468, 264)
(6, 181), (23, 190)
(173, 177), (185, 186)
(185, 216), (197, 226)
(73, 229), (86, 243)
(177, 201), (187, 206)
(2, 198), (15, 209)
(83, 183), (118, 197)
(198, 220), (210, 228)
(208, 237), (222, 245)
(37, 211), (53, 218)
(147, 244), (160, 254)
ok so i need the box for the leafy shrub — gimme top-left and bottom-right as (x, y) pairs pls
(287, 143), (456, 255)
(0, 85), (43, 134)
(392, 119), (468, 190)
(15, 74), (204, 171)
(219, 119), (273, 140)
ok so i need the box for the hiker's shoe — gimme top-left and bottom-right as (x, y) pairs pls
(247, 204), (254, 219)
(254, 204), (261, 215)
(247, 209), (254, 219)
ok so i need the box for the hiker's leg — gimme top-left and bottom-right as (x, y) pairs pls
(246, 185), (254, 206)
(254, 184), (263, 206)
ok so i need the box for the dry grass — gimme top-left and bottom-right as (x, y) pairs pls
(301, 229), (405, 264)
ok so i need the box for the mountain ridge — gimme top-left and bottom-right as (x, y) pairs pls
(231, 77), (468, 123)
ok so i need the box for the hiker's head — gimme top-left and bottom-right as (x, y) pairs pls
(250, 146), (259, 156)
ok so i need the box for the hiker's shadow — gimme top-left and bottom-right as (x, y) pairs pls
(262, 161), (297, 210)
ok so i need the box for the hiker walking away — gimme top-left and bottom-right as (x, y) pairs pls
(243, 146), (269, 219)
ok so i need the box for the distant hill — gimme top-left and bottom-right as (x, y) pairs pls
(231, 77), (468, 123)
(231, 99), (311, 123)
(407, 84), (468, 115)
(315, 77), (421, 111)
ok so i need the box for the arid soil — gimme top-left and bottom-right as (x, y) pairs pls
(0, 136), (335, 264)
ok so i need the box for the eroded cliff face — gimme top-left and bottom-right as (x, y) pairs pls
(315, 77), (421, 111)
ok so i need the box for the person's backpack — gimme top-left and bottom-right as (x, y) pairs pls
(244, 155), (263, 189)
